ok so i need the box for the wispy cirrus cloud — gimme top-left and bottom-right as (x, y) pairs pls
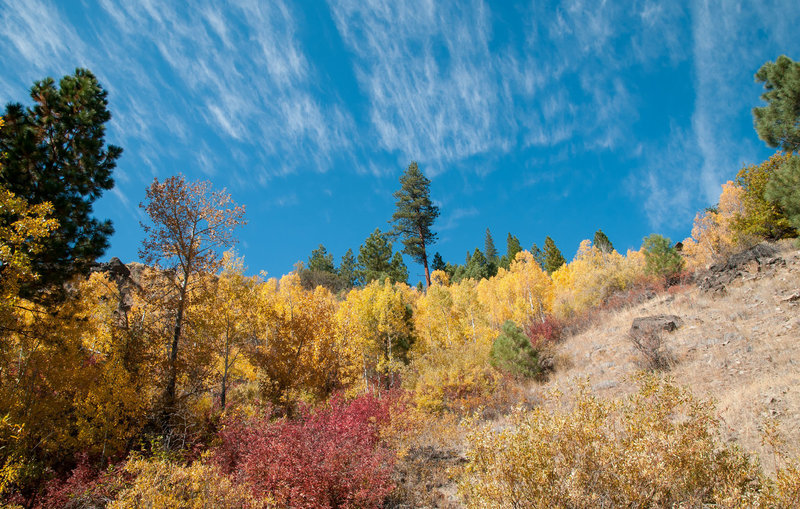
(328, 0), (507, 175)
(635, 0), (800, 230)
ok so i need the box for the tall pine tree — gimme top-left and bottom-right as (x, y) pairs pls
(0, 68), (121, 296)
(484, 228), (498, 262)
(390, 162), (439, 287)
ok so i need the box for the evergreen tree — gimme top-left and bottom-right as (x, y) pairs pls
(390, 161), (439, 287)
(484, 228), (498, 262)
(530, 243), (546, 269)
(642, 234), (684, 279)
(389, 252), (409, 284)
(753, 55), (800, 153)
(484, 229), (499, 277)
(593, 229), (614, 254)
(338, 248), (359, 288)
(543, 236), (566, 274)
(464, 248), (491, 280)
(490, 320), (540, 379)
(431, 252), (446, 272)
(358, 228), (394, 284)
(307, 244), (336, 273)
(506, 233), (522, 263)
(0, 68), (121, 296)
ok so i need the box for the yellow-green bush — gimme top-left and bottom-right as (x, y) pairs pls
(403, 342), (502, 414)
(460, 375), (770, 508)
(110, 457), (263, 509)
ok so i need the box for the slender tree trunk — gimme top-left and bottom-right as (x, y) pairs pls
(165, 275), (189, 410)
(419, 226), (431, 288)
(221, 329), (230, 410)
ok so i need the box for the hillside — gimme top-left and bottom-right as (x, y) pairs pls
(542, 240), (800, 470)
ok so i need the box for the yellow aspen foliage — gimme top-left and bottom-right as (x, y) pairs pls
(477, 251), (552, 328)
(0, 188), (58, 323)
(682, 181), (746, 270)
(413, 275), (491, 354)
(196, 252), (260, 410)
(247, 273), (340, 406)
(336, 279), (416, 392)
(551, 241), (645, 318)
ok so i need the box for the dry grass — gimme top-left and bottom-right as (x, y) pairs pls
(538, 240), (800, 471)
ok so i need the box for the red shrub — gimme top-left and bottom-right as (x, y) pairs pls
(215, 393), (395, 508)
(524, 315), (564, 349)
(36, 454), (125, 509)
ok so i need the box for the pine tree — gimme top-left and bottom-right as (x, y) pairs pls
(642, 234), (684, 279)
(530, 243), (546, 269)
(465, 248), (490, 280)
(500, 233), (523, 269)
(308, 244), (336, 273)
(543, 236), (566, 274)
(389, 252), (409, 284)
(593, 229), (614, 254)
(431, 252), (446, 272)
(390, 162), (439, 287)
(485, 228), (498, 262)
(0, 68), (122, 296)
(338, 248), (359, 288)
(358, 228), (394, 284)
(753, 55), (800, 153)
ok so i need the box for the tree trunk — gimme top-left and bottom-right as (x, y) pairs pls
(419, 226), (431, 288)
(221, 330), (230, 410)
(165, 275), (189, 411)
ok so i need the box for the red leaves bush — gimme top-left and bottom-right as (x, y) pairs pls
(524, 315), (564, 349)
(215, 393), (395, 509)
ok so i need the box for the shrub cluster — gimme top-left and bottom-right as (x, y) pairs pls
(215, 394), (395, 508)
(460, 375), (800, 508)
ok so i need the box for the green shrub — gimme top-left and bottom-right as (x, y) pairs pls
(642, 234), (684, 280)
(489, 321), (540, 379)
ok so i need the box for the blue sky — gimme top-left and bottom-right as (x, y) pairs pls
(2, 1), (799, 283)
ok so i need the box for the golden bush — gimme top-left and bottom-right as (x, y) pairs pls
(460, 375), (769, 508)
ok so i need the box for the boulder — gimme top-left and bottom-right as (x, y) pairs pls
(629, 315), (683, 336)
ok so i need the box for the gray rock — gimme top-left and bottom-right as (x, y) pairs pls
(629, 315), (684, 336)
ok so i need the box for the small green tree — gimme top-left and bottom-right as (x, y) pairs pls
(593, 229), (614, 253)
(390, 162), (439, 287)
(430, 252), (446, 273)
(389, 252), (408, 284)
(753, 55), (800, 153)
(308, 244), (336, 273)
(358, 229), (406, 284)
(543, 236), (566, 274)
(642, 234), (684, 279)
(490, 320), (540, 379)
(338, 248), (359, 288)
